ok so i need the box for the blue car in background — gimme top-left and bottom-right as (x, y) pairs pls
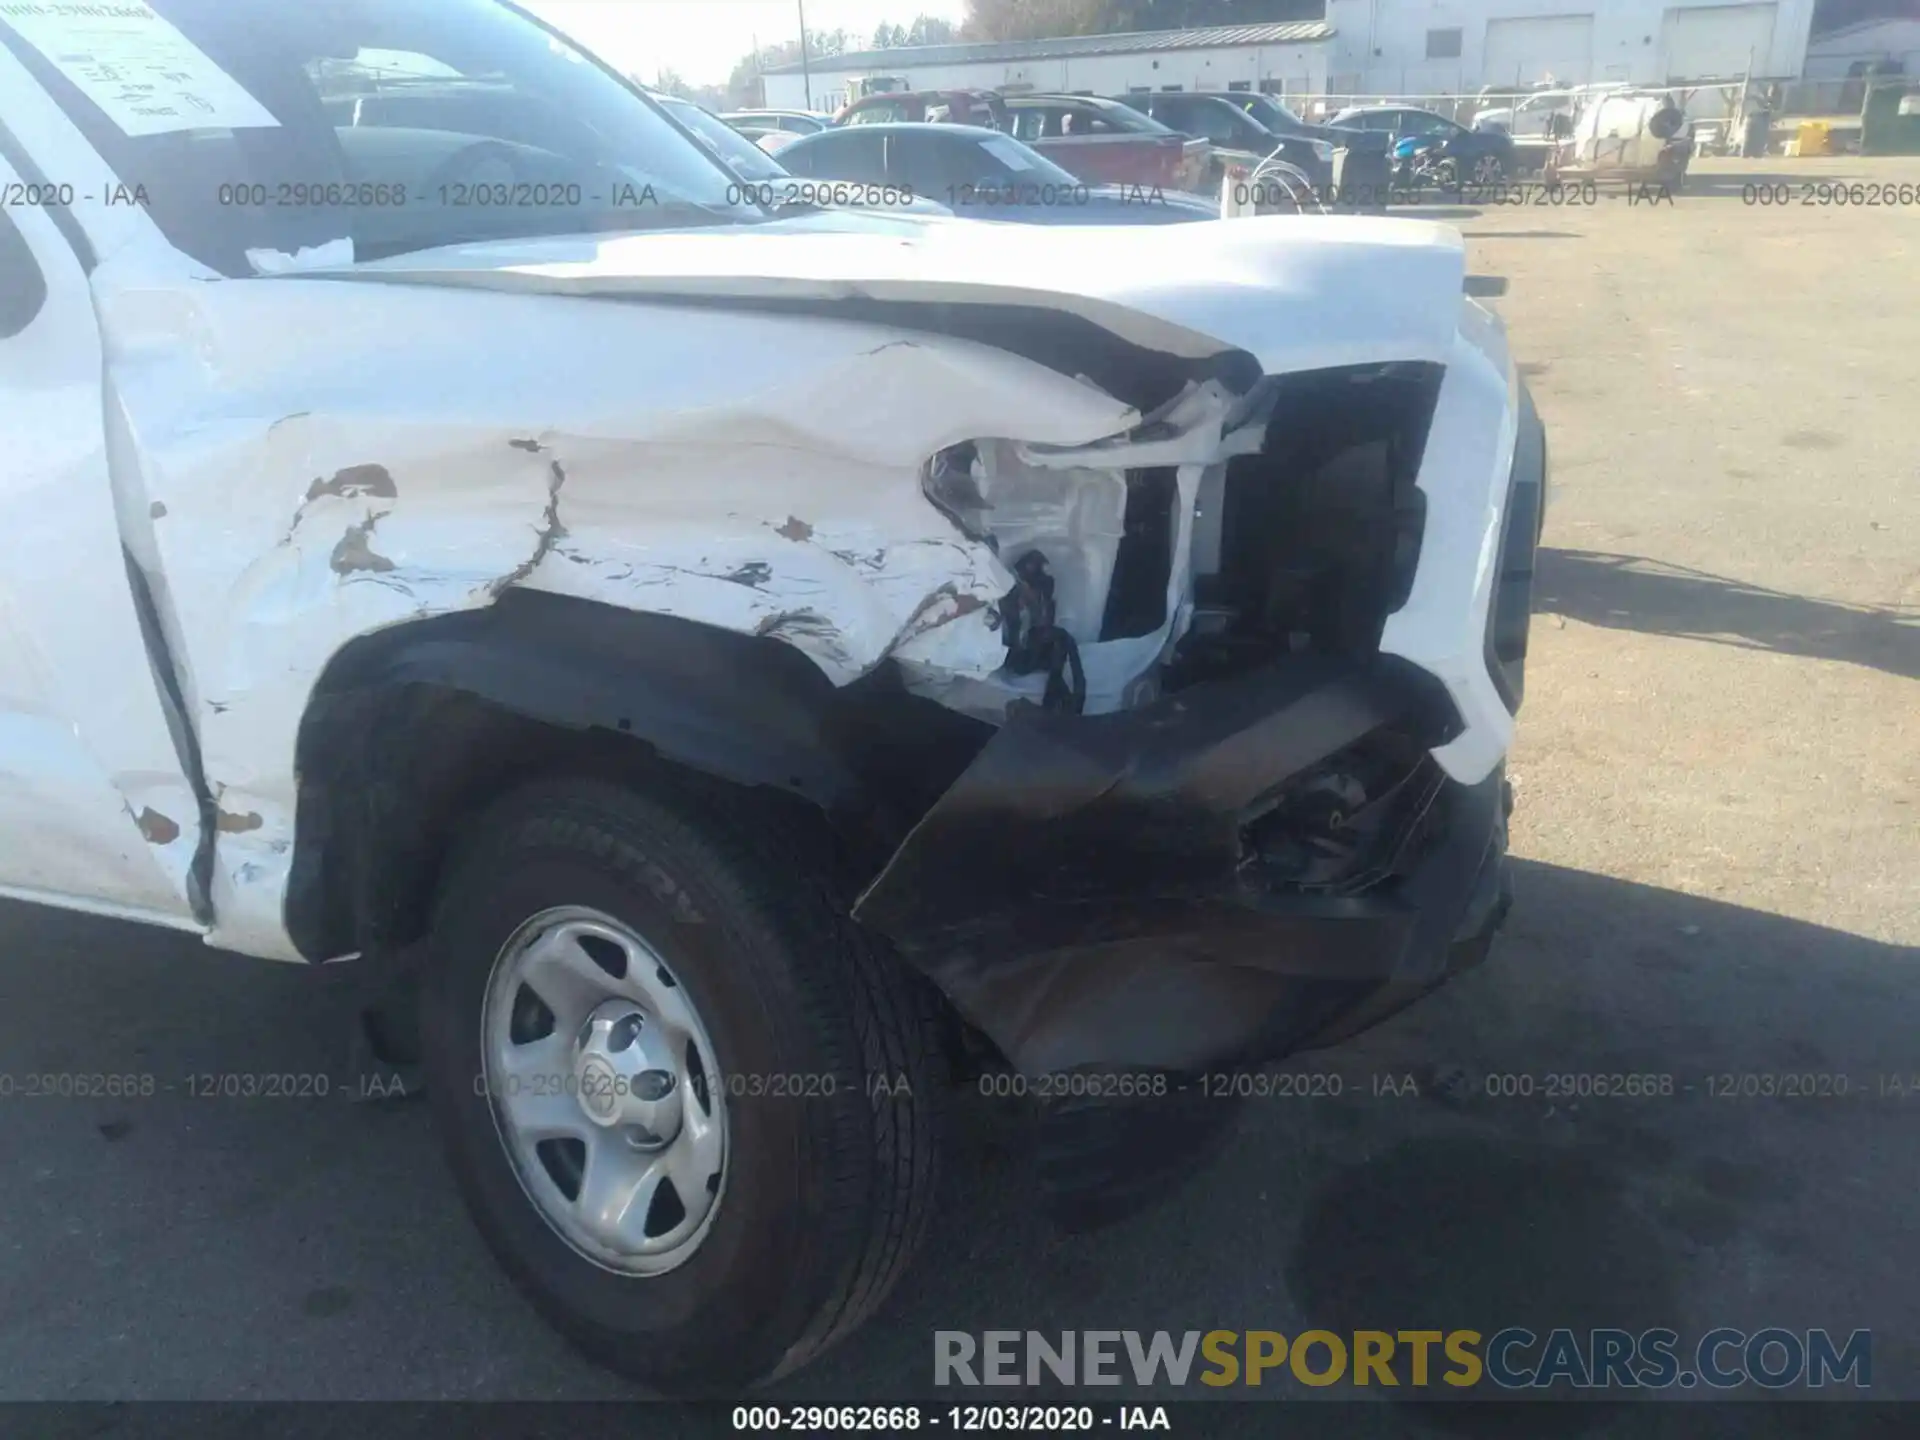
(774, 123), (1226, 225)
(1330, 104), (1517, 190)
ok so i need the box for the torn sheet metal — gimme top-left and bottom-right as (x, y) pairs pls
(90, 249), (1144, 958)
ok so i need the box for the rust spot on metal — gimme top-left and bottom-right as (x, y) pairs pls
(330, 516), (395, 574)
(149, 501), (167, 519)
(217, 809), (265, 834)
(306, 464), (397, 502)
(509, 438), (544, 453)
(135, 808), (180, 845)
(775, 516), (814, 542)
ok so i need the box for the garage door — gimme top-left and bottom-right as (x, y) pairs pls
(1663, 4), (1777, 81)
(1483, 15), (1595, 88)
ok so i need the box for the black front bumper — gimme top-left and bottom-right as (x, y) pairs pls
(853, 659), (1511, 1228)
(854, 657), (1511, 1084)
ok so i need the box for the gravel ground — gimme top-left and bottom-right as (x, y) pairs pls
(0, 158), (1913, 1434)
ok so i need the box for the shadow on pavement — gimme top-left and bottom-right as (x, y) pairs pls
(1282, 858), (1916, 1437)
(1535, 549), (1919, 681)
(0, 857), (1912, 1412)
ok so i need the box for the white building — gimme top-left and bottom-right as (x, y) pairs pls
(1802, 17), (1920, 80)
(760, 21), (1337, 114)
(763, 2), (1818, 114)
(1322, 0), (1818, 93)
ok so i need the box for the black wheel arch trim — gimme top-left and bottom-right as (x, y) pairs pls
(285, 590), (890, 963)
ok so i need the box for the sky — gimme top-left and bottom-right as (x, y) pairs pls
(528, 1), (969, 88)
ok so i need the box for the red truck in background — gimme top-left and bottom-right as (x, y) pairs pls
(834, 89), (1212, 194)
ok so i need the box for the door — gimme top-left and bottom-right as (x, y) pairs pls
(1662, 4), (1777, 81)
(0, 160), (204, 927)
(1483, 14), (1595, 87)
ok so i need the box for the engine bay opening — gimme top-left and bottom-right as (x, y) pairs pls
(1167, 361), (1444, 693)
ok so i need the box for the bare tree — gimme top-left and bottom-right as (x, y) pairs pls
(650, 65), (696, 99)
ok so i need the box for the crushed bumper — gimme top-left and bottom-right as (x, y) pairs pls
(850, 371), (1544, 1226)
(853, 658), (1511, 1227)
(854, 656), (1510, 1083)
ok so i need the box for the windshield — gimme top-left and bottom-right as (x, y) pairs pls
(0, 0), (764, 275)
(972, 132), (1084, 188)
(656, 95), (786, 182)
(1079, 98), (1177, 135)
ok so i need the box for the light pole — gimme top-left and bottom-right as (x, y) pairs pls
(797, 0), (813, 110)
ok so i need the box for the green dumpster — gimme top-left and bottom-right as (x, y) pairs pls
(1860, 79), (1920, 157)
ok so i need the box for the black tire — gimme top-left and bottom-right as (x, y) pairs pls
(419, 776), (946, 1394)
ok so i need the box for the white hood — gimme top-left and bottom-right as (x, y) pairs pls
(314, 211), (1470, 378)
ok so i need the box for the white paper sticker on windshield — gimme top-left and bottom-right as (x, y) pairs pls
(979, 136), (1036, 172)
(0, 0), (279, 136)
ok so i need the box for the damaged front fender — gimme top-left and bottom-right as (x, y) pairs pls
(95, 256), (1171, 959)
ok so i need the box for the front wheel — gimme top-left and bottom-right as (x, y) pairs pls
(420, 777), (946, 1393)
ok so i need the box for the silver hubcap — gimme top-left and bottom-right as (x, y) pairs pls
(1474, 156), (1501, 184)
(481, 906), (727, 1275)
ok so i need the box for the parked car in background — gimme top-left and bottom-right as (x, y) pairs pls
(655, 93), (949, 214)
(750, 129), (803, 157)
(1330, 104), (1517, 188)
(1227, 90), (1363, 147)
(1003, 93), (1211, 193)
(716, 116), (801, 155)
(652, 92), (790, 184)
(1472, 84), (1628, 173)
(774, 123), (1223, 223)
(719, 108), (830, 134)
(837, 87), (1008, 128)
(1113, 90), (1332, 190)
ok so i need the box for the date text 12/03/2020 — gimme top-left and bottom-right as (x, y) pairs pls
(731, 1405), (1175, 1432)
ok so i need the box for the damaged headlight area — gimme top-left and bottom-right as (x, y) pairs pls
(918, 361), (1443, 721)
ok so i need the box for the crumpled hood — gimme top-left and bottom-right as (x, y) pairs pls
(322, 211), (1469, 377)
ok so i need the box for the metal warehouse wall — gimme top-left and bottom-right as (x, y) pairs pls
(1803, 19), (1920, 80)
(1322, 0), (1819, 89)
(763, 44), (1332, 112)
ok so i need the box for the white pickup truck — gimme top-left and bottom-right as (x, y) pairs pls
(0, 0), (1543, 1394)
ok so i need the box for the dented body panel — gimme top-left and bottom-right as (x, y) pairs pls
(0, 146), (202, 927)
(96, 257), (1159, 958)
(3, 35), (1531, 1096)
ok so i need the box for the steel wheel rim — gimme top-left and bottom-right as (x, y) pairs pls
(481, 905), (728, 1275)
(1473, 155), (1503, 185)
